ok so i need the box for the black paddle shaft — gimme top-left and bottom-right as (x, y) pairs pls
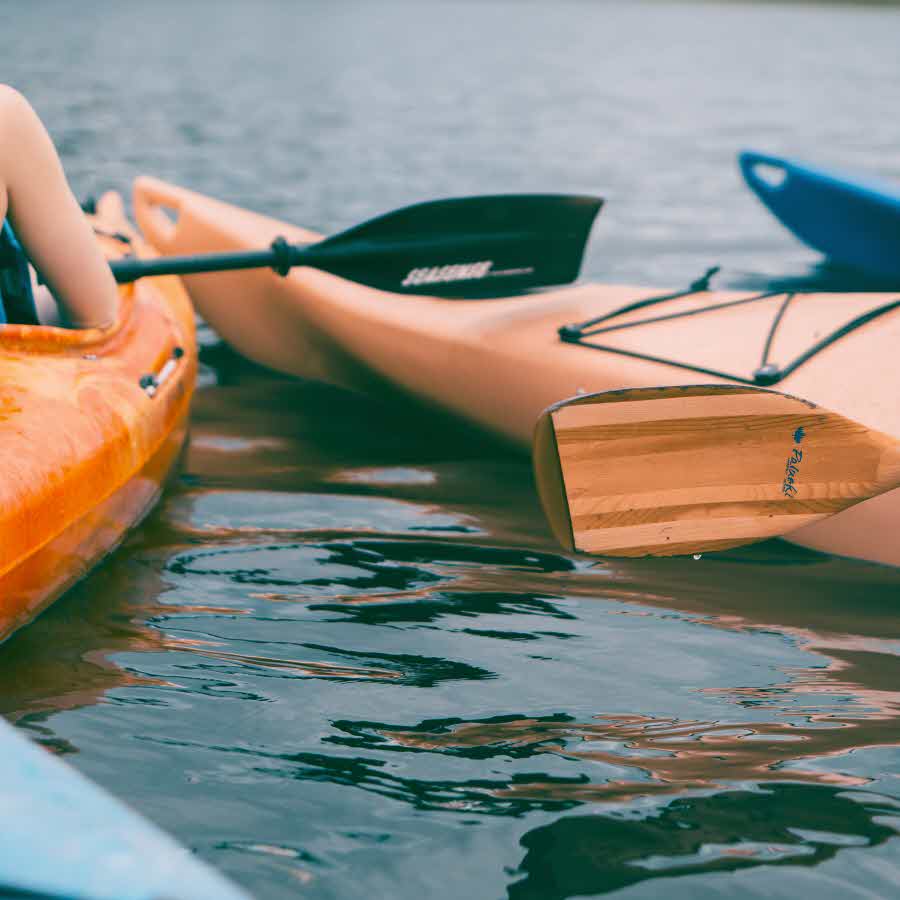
(110, 193), (603, 295)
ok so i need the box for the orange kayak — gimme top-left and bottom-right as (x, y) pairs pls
(133, 177), (899, 568)
(0, 191), (196, 641)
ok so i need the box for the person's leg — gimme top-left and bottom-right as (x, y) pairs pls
(0, 86), (117, 328)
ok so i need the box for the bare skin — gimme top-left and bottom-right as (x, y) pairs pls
(0, 86), (117, 329)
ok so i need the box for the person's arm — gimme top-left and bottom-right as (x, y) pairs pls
(0, 86), (117, 329)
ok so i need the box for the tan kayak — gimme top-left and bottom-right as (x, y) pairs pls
(133, 176), (900, 567)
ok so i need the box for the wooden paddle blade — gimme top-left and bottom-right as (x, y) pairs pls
(533, 384), (900, 558)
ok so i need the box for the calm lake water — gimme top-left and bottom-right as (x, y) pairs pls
(4, 2), (900, 898)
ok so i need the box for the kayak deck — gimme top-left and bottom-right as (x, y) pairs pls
(133, 177), (900, 567)
(0, 716), (248, 899)
(0, 192), (196, 641)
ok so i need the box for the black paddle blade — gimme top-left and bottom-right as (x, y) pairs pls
(301, 194), (603, 296)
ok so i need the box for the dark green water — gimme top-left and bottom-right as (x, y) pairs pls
(3, 2), (900, 898)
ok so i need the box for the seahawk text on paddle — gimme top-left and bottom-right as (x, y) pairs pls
(402, 261), (493, 287)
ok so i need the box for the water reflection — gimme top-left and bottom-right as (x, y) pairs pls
(0, 557), (172, 721)
(325, 690), (895, 802)
(509, 785), (899, 899)
(154, 639), (494, 688)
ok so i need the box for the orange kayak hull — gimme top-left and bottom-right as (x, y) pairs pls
(133, 176), (899, 568)
(0, 192), (196, 641)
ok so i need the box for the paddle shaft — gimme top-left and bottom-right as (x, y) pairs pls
(111, 240), (307, 283)
(109, 235), (527, 285)
(111, 230), (581, 285)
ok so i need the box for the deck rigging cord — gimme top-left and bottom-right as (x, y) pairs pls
(558, 267), (900, 386)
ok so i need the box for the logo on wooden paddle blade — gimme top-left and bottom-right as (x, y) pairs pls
(783, 429), (807, 497)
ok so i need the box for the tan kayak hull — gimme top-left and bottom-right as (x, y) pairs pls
(133, 176), (900, 567)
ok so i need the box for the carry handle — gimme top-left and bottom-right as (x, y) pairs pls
(132, 176), (192, 254)
(739, 150), (792, 197)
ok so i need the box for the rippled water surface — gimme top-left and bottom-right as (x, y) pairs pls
(4, 2), (900, 898)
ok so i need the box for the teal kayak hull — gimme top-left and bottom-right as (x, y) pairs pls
(0, 718), (250, 900)
(740, 150), (900, 281)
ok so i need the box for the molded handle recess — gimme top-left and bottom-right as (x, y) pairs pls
(132, 176), (191, 254)
(739, 150), (792, 197)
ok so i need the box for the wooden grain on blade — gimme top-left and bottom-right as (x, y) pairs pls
(543, 385), (900, 558)
(576, 513), (828, 555)
(552, 390), (815, 430)
(568, 485), (870, 516)
(571, 496), (855, 533)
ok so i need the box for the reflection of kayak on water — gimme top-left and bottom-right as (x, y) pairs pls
(510, 783), (898, 899)
(134, 177), (900, 567)
(0, 716), (249, 899)
(740, 150), (900, 281)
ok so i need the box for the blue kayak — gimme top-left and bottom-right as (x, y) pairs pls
(739, 150), (900, 280)
(0, 717), (250, 900)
